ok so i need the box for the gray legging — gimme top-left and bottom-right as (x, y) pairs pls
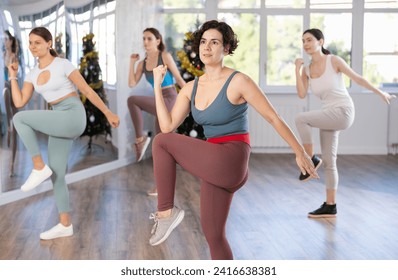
(295, 106), (355, 189)
(13, 96), (86, 213)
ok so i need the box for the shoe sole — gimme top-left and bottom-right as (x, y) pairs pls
(40, 226), (74, 240)
(308, 213), (337, 218)
(300, 159), (323, 182)
(40, 231), (73, 240)
(150, 210), (185, 246)
(137, 137), (151, 162)
(147, 191), (158, 197)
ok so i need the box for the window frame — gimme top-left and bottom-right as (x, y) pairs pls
(162, 0), (398, 94)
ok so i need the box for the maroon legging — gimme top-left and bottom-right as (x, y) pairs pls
(127, 87), (177, 138)
(153, 132), (251, 260)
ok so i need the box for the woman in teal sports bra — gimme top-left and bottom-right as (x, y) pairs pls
(127, 27), (186, 196)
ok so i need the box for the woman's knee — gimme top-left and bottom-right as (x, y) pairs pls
(127, 95), (139, 108)
(153, 132), (166, 144)
(295, 113), (307, 126)
(322, 156), (337, 171)
(12, 111), (25, 125)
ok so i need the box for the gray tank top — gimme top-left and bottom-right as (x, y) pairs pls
(191, 71), (248, 138)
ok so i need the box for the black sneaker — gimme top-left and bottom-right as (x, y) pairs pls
(308, 202), (337, 218)
(299, 155), (322, 181)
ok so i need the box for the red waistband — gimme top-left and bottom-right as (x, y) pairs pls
(207, 133), (250, 145)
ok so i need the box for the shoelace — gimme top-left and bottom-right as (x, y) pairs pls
(149, 213), (159, 235)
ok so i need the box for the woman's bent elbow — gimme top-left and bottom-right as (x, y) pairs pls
(159, 123), (176, 133)
(14, 102), (25, 109)
(160, 127), (174, 133)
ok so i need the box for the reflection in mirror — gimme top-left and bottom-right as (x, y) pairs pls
(64, 0), (118, 171)
(0, 0), (118, 194)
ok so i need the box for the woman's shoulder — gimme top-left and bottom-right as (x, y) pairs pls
(179, 79), (195, 96)
(53, 56), (71, 65)
(229, 69), (251, 83)
(160, 51), (174, 62)
(329, 54), (346, 69)
(185, 79), (196, 89)
(329, 54), (343, 63)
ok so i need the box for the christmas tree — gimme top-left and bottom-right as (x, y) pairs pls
(176, 32), (205, 139)
(79, 33), (111, 149)
(54, 32), (64, 58)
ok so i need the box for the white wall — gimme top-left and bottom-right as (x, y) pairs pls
(250, 91), (391, 155)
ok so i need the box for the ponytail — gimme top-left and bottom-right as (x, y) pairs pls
(49, 47), (58, 57)
(321, 46), (330, 55)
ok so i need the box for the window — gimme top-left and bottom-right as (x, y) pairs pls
(310, 0), (352, 9)
(163, 0), (205, 9)
(265, 0), (305, 9)
(266, 15), (302, 86)
(219, 0), (260, 9)
(219, 13), (260, 83)
(161, 0), (397, 92)
(363, 13), (398, 86)
(67, 0), (116, 86)
(365, 0), (398, 9)
(164, 13), (206, 58)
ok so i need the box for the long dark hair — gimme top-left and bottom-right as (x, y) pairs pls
(143, 27), (165, 52)
(192, 20), (239, 55)
(4, 30), (18, 53)
(303, 28), (330, 55)
(29, 27), (58, 57)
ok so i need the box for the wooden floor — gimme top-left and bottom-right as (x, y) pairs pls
(0, 153), (397, 260)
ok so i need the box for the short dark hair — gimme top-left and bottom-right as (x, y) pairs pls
(192, 20), (239, 55)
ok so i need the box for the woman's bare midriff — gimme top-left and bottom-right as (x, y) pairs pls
(49, 92), (79, 106)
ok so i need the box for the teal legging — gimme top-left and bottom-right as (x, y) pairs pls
(13, 96), (86, 213)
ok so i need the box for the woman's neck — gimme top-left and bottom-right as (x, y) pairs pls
(146, 49), (159, 58)
(310, 51), (324, 63)
(203, 65), (226, 81)
(38, 54), (55, 68)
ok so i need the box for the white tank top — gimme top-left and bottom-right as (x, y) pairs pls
(25, 57), (77, 103)
(305, 55), (354, 109)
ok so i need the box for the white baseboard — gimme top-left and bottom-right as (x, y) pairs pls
(0, 157), (134, 207)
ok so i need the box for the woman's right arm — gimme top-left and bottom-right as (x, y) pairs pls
(128, 54), (144, 88)
(295, 58), (309, 99)
(153, 65), (191, 133)
(8, 62), (34, 108)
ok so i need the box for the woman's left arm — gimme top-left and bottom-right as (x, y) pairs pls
(162, 52), (187, 89)
(333, 55), (396, 104)
(236, 73), (318, 178)
(68, 70), (120, 128)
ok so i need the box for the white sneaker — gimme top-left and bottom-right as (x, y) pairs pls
(21, 165), (53, 192)
(40, 223), (73, 240)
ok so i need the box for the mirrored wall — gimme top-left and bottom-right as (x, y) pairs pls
(0, 0), (118, 194)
